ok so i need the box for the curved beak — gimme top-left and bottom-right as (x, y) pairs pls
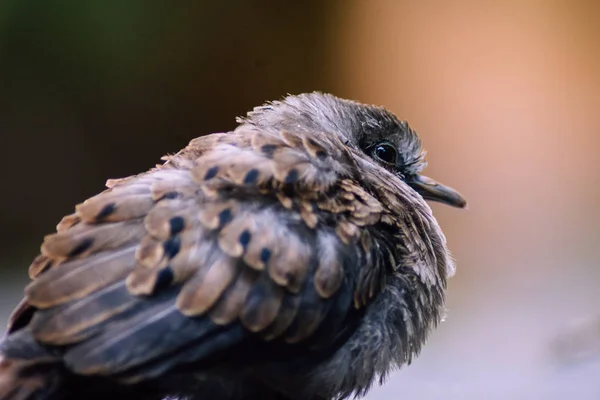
(407, 175), (468, 209)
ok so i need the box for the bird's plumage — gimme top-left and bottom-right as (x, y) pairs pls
(0, 92), (466, 400)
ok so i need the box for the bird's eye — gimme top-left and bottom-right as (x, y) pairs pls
(371, 142), (397, 165)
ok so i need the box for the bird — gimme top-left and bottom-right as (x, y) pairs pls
(0, 92), (466, 400)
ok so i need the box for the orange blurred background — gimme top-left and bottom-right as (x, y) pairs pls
(1, 2), (599, 399)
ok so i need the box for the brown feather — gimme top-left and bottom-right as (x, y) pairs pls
(29, 283), (135, 345)
(134, 236), (166, 269)
(41, 220), (145, 261)
(55, 213), (81, 233)
(267, 232), (312, 293)
(27, 255), (52, 280)
(299, 201), (319, 229)
(249, 130), (287, 157)
(241, 222), (277, 271)
(301, 135), (328, 160)
(196, 201), (238, 231)
(143, 199), (197, 240)
(260, 292), (302, 341)
(127, 230), (210, 296)
(209, 268), (258, 325)
(76, 193), (154, 223)
(314, 236), (344, 299)
(149, 171), (200, 201)
(240, 277), (284, 333)
(335, 220), (359, 245)
(176, 255), (238, 316)
(285, 296), (328, 344)
(217, 213), (257, 258)
(26, 247), (137, 308)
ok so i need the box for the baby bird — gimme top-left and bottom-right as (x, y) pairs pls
(0, 93), (466, 400)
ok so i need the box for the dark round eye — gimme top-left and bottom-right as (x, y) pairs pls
(372, 142), (397, 165)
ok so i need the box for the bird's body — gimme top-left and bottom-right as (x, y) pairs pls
(0, 93), (466, 400)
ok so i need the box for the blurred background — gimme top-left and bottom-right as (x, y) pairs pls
(1, 1), (599, 399)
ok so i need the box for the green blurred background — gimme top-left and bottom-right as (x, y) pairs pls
(1, 1), (599, 399)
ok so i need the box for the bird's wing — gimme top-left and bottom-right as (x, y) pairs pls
(2, 126), (394, 383)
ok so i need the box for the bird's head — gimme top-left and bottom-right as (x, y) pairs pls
(240, 91), (467, 209)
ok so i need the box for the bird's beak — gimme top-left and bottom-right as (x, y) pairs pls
(407, 175), (467, 209)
